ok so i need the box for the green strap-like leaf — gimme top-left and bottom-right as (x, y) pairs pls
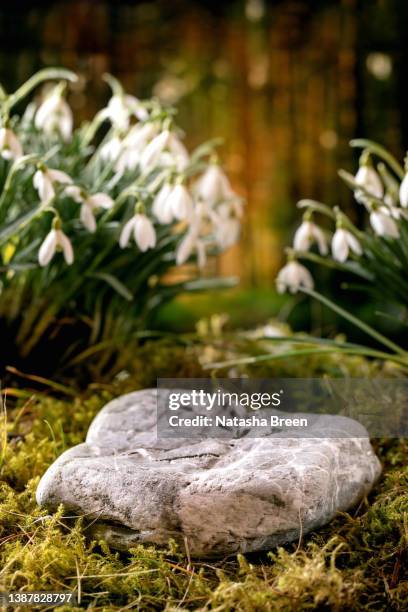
(301, 287), (407, 356)
(89, 272), (133, 301)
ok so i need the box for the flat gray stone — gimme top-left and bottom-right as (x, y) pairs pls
(36, 389), (381, 558)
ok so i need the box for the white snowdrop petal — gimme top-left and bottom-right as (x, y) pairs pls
(65, 185), (83, 202)
(56, 230), (74, 265)
(35, 95), (60, 128)
(276, 261), (314, 294)
(332, 229), (349, 262)
(4, 129), (23, 159)
(347, 232), (363, 255)
(80, 204), (97, 233)
(169, 134), (190, 170)
(153, 183), (173, 223)
(196, 240), (207, 269)
(399, 174), (408, 207)
(355, 166), (383, 199)
(176, 232), (196, 265)
(140, 130), (171, 172)
(313, 225), (328, 255)
(34, 171), (54, 203)
(38, 230), (58, 266)
(293, 221), (312, 251)
(196, 164), (233, 204)
(119, 217), (136, 248)
(88, 193), (114, 209)
(100, 137), (122, 161)
(134, 215), (156, 252)
(168, 184), (194, 221)
(47, 169), (72, 184)
(59, 112), (73, 141)
(370, 211), (400, 238)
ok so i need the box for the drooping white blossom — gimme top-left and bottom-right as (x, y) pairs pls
(176, 227), (207, 268)
(104, 94), (148, 131)
(166, 184), (194, 221)
(35, 87), (73, 141)
(100, 135), (123, 162)
(355, 164), (383, 200)
(399, 173), (408, 207)
(293, 220), (328, 255)
(331, 228), (362, 262)
(195, 163), (235, 205)
(213, 202), (241, 249)
(0, 127), (23, 160)
(115, 122), (159, 174)
(152, 182), (173, 224)
(38, 227), (74, 266)
(119, 212), (156, 251)
(370, 207), (400, 238)
(276, 260), (314, 294)
(33, 167), (72, 204)
(65, 186), (114, 232)
(140, 129), (189, 173)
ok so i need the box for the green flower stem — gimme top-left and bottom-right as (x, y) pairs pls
(80, 111), (108, 149)
(350, 139), (405, 179)
(7, 68), (77, 111)
(0, 154), (38, 216)
(297, 199), (336, 219)
(102, 73), (124, 97)
(296, 250), (375, 281)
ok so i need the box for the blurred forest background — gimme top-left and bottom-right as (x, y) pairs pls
(1, 0), (407, 333)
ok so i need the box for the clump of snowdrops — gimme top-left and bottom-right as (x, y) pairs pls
(275, 139), (408, 369)
(0, 68), (242, 372)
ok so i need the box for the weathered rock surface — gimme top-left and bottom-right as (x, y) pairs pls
(36, 389), (381, 558)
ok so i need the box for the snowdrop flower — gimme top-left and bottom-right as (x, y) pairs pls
(384, 191), (397, 207)
(213, 202), (241, 248)
(100, 135), (123, 162)
(152, 182), (173, 224)
(399, 172), (408, 207)
(38, 220), (73, 266)
(370, 207), (400, 238)
(354, 159), (383, 200)
(166, 183), (194, 221)
(276, 260), (314, 294)
(33, 166), (72, 204)
(140, 129), (189, 173)
(382, 205), (408, 220)
(293, 219), (328, 255)
(119, 209), (156, 251)
(176, 228), (207, 268)
(165, 134), (189, 172)
(65, 186), (114, 232)
(0, 127), (23, 160)
(115, 123), (159, 173)
(215, 216), (241, 249)
(35, 87), (73, 140)
(331, 227), (362, 262)
(196, 163), (235, 205)
(105, 94), (148, 131)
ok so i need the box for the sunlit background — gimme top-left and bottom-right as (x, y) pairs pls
(1, 0), (406, 331)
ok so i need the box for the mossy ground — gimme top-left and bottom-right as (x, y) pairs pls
(0, 339), (407, 611)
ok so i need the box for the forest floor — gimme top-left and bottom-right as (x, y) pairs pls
(0, 339), (407, 611)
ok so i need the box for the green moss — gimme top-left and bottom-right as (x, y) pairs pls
(0, 341), (406, 610)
